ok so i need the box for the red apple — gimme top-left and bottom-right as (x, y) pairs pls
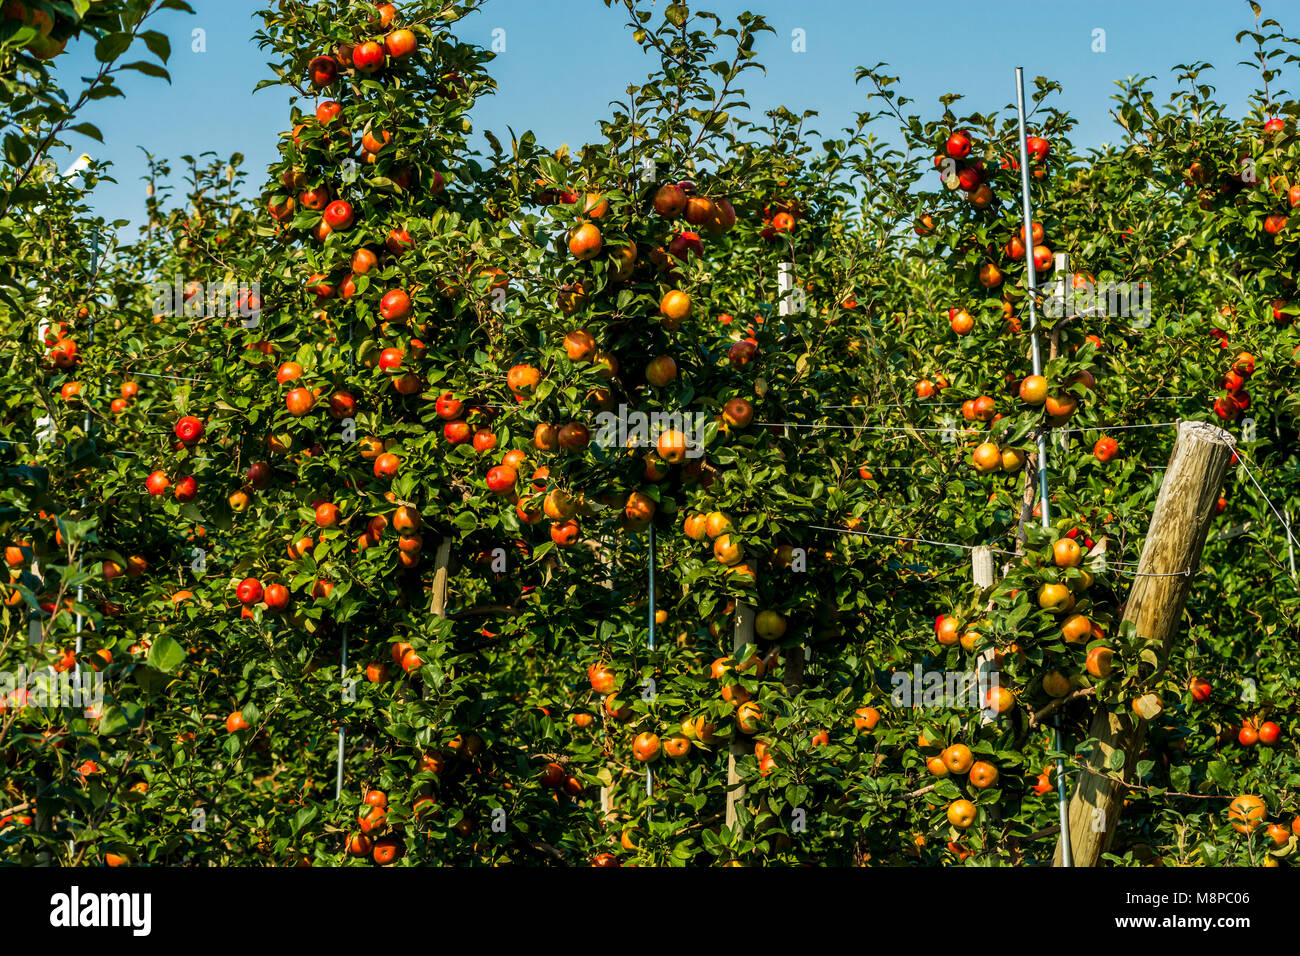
(324, 200), (354, 230)
(353, 41), (385, 74)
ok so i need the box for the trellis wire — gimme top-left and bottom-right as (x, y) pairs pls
(123, 370), (207, 383)
(810, 523), (1202, 580)
(807, 524), (1020, 555)
(758, 421), (971, 433)
(756, 418), (1178, 435)
(1233, 448), (1300, 566)
(1060, 422), (1178, 433)
(822, 401), (968, 408)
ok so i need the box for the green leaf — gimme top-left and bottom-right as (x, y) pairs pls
(98, 706), (128, 735)
(94, 32), (134, 63)
(291, 805), (319, 834)
(148, 634), (187, 673)
(1206, 760), (1233, 790)
(3, 133), (31, 168)
(121, 60), (171, 82)
(69, 122), (103, 143)
(142, 29), (171, 63)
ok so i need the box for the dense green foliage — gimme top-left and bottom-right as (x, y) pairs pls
(1, 0), (1298, 867)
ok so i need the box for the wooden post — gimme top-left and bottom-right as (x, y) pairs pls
(725, 603), (755, 831)
(971, 546), (997, 725)
(419, 537), (454, 710)
(1053, 421), (1234, 866)
(430, 537), (452, 619)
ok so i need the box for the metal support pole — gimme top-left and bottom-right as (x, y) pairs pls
(646, 524), (655, 798)
(73, 230), (99, 660)
(1015, 66), (1071, 868)
(63, 228), (100, 860)
(1285, 508), (1297, 581)
(1014, 71), (1051, 532)
(647, 524), (655, 653)
(774, 261), (806, 671)
(335, 629), (347, 801)
(335, 307), (360, 804)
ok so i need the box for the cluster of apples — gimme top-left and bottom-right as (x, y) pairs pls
(922, 740), (1001, 829)
(44, 316), (90, 407)
(142, 414), (209, 502)
(1181, 132), (1270, 212)
(351, 733), (489, 862)
(758, 197), (801, 240)
(270, 0), (439, 403)
(650, 182), (737, 328)
(345, 790), (407, 866)
(305, 2), (418, 88)
(479, 364), (592, 548)
(1031, 533), (1119, 702)
(933, 129), (1050, 215)
(1227, 793), (1299, 852)
(966, 371), (1093, 476)
(518, 175), (755, 575)
(1212, 351), (1256, 423)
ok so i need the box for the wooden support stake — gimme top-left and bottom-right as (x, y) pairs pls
(725, 603), (756, 831)
(972, 546), (997, 725)
(430, 537), (452, 619)
(1052, 421), (1234, 866)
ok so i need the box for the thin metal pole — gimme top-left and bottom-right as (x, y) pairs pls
(1015, 66), (1071, 868)
(1014, 71), (1051, 530)
(335, 629), (347, 801)
(1285, 508), (1297, 581)
(647, 524), (655, 652)
(646, 524), (655, 797)
(335, 299), (359, 804)
(64, 228), (100, 861)
(73, 230), (99, 659)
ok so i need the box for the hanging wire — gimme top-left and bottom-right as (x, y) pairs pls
(807, 523), (1021, 555)
(1233, 448), (1300, 558)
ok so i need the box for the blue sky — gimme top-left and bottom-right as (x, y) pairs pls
(45, 0), (1281, 235)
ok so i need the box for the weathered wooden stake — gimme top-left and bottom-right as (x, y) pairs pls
(971, 546), (997, 725)
(430, 537), (452, 619)
(725, 603), (756, 831)
(1053, 421), (1234, 866)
